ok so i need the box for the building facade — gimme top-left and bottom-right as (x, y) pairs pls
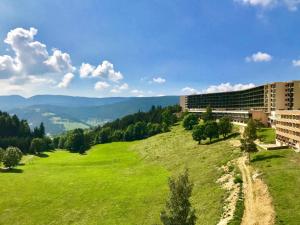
(275, 110), (300, 150)
(180, 80), (300, 125)
(180, 80), (300, 150)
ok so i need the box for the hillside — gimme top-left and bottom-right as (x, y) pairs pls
(1, 95), (179, 135)
(0, 125), (240, 225)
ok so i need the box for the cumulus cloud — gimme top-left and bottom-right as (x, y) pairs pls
(130, 89), (144, 96)
(94, 81), (110, 91)
(57, 73), (74, 88)
(181, 87), (199, 95)
(202, 83), (256, 93)
(80, 60), (123, 82)
(110, 83), (129, 93)
(245, 52), (272, 62)
(235, 0), (300, 11)
(181, 83), (256, 95)
(79, 63), (95, 78)
(292, 59), (300, 67)
(1, 27), (74, 77)
(152, 77), (166, 84)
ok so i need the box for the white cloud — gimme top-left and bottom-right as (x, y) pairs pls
(1, 27), (74, 77)
(181, 87), (199, 95)
(236, 0), (275, 7)
(57, 73), (74, 88)
(152, 77), (166, 84)
(202, 83), (256, 93)
(80, 60), (123, 82)
(246, 52), (272, 62)
(235, 0), (300, 10)
(44, 49), (75, 73)
(131, 89), (144, 96)
(292, 59), (300, 67)
(181, 83), (256, 95)
(110, 83), (129, 93)
(94, 81), (110, 91)
(79, 63), (95, 78)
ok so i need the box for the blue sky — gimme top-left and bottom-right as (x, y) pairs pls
(0, 0), (299, 97)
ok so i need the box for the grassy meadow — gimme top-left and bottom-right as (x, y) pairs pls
(251, 149), (300, 225)
(0, 125), (241, 225)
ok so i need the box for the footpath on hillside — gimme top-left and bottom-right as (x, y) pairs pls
(237, 156), (275, 225)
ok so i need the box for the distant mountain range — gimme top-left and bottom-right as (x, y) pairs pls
(0, 95), (179, 135)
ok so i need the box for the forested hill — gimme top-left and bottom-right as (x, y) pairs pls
(0, 95), (179, 135)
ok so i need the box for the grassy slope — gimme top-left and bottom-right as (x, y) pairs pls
(0, 125), (241, 225)
(251, 149), (300, 225)
(257, 128), (276, 144)
(132, 125), (241, 224)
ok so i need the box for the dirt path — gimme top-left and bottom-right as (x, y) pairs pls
(237, 156), (275, 225)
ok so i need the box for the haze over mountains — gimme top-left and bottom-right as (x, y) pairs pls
(0, 95), (179, 135)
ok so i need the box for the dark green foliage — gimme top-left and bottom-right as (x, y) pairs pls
(92, 105), (178, 144)
(192, 124), (206, 144)
(240, 119), (258, 160)
(52, 137), (60, 149)
(204, 121), (219, 143)
(0, 111), (52, 153)
(183, 114), (198, 130)
(2, 147), (22, 169)
(202, 106), (213, 122)
(162, 109), (177, 127)
(58, 136), (66, 149)
(30, 138), (44, 154)
(64, 129), (87, 154)
(218, 117), (232, 138)
(160, 169), (197, 225)
(0, 147), (5, 162)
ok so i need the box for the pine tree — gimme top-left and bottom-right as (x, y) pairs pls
(160, 169), (197, 225)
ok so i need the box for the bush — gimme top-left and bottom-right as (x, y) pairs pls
(234, 175), (243, 184)
(2, 147), (22, 169)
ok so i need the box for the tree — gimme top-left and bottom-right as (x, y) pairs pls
(2, 147), (22, 169)
(133, 122), (147, 140)
(39, 123), (45, 138)
(29, 138), (44, 154)
(202, 105), (213, 122)
(244, 119), (257, 141)
(0, 147), (5, 162)
(192, 124), (206, 144)
(160, 169), (197, 225)
(162, 109), (177, 127)
(240, 119), (258, 162)
(183, 114), (198, 130)
(204, 121), (219, 143)
(65, 129), (86, 153)
(98, 127), (112, 143)
(218, 117), (232, 138)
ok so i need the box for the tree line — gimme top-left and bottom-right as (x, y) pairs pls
(0, 111), (53, 154)
(182, 106), (233, 144)
(55, 105), (181, 154)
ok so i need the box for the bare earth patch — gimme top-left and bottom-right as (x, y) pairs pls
(237, 156), (275, 225)
(217, 162), (240, 225)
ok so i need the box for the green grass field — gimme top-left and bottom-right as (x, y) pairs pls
(257, 128), (276, 144)
(0, 125), (241, 225)
(251, 149), (300, 225)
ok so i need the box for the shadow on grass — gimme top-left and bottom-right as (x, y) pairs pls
(204, 132), (240, 145)
(251, 154), (284, 163)
(0, 168), (23, 173)
(36, 152), (49, 158)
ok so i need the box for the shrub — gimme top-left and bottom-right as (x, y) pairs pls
(2, 147), (22, 169)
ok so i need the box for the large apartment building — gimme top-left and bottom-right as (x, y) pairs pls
(180, 80), (300, 150)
